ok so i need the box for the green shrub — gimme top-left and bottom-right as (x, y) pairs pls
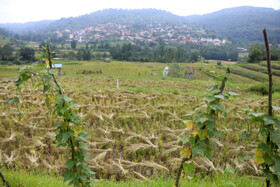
(248, 82), (280, 95)
(168, 63), (182, 78)
(218, 66), (267, 82)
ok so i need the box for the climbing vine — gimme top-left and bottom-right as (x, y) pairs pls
(7, 44), (95, 186)
(242, 29), (280, 187)
(175, 70), (237, 187)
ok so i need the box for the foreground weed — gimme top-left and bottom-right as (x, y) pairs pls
(7, 45), (95, 186)
(175, 70), (238, 187)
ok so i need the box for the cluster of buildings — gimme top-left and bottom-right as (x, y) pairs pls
(53, 23), (226, 46)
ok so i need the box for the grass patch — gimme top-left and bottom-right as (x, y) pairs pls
(248, 82), (280, 95)
(2, 168), (265, 187)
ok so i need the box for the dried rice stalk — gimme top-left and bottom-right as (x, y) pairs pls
(34, 139), (47, 147)
(126, 132), (157, 148)
(162, 147), (179, 156)
(26, 153), (40, 167)
(212, 138), (223, 147)
(1, 131), (16, 143)
(112, 159), (128, 175)
(124, 143), (155, 153)
(202, 158), (217, 172)
(4, 151), (18, 165)
(139, 161), (169, 172)
(133, 171), (148, 181)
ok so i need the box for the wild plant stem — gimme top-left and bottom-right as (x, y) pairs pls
(0, 170), (10, 187)
(263, 29), (272, 187)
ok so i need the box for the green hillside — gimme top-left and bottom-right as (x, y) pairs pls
(186, 6), (280, 44)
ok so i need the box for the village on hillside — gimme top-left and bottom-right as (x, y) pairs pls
(52, 23), (226, 46)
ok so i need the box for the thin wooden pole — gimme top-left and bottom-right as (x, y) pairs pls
(263, 29), (273, 116)
(0, 170), (10, 187)
(263, 29), (272, 187)
(46, 44), (62, 95)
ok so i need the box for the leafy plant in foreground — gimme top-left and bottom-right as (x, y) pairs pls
(7, 44), (95, 186)
(242, 108), (280, 185)
(175, 71), (237, 187)
(242, 29), (280, 187)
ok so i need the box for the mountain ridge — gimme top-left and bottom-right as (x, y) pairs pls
(0, 6), (279, 44)
(185, 6), (280, 43)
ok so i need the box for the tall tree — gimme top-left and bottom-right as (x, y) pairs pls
(19, 47), (35, 61)
(71, 40), (77, 50)
(247, 43), (264, 63)
(0, 44), (14, 61)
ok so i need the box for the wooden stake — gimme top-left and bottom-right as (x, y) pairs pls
(0, 170), (10, 187)
(263, 29), (272, 187)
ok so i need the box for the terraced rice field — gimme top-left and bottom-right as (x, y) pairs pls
(0, 60), (280, 181)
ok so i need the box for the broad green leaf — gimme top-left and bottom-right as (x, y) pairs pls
(272, 131), (280, 147)
(262, 115), (275, 125)
(273, 118), (280, 128)
(273, 156), (280, 176)
(77, 133), (88, 141)
(189, 136), (196, 145)
(45, 98), (50, 107)
(213, 128), (221, 138)
(272, 106), (280, 111)
(192, 146), (205, 156)
(263, 154), (274, 165)
(6, 97), (19, 104)
(62, 132), (70, 141)
(207, 122), (215, 130)
(212, 102), (227, 114)
(206, 96), (216, 102)
(228, 92), (239, 96)
(258, 143), (269, 153)
(205, 145), (212, 159)
(65, 159), (76, 169)
(54, 121), (63, 128)
(21, 73), (31, 81)
(43, 85), (50, 93)
(60, 95), (72, 102)
(49, 69), (57, 75)
(182, 135), (190, 144)
(198, 128), (208, 140)
(198, 117), (209, 124)
(42, 75), (52, 83)
(19, 67), (26, 72)
(214, 94), (225, 100)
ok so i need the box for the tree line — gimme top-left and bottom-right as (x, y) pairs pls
(0, 44), (35, 65)
(247, 43), (280, 63)
(109, 42), (238, 62)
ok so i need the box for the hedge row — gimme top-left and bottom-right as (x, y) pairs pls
(249, 82), (280, 95)
(218, 66), (267, 82)
(241, 64), (280, 77)
(259, 63), (280, 71)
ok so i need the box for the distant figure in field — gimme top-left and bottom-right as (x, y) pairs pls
(163, 66), (169, 76)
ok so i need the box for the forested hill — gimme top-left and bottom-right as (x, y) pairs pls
(1, 7), (279, 44)
(0, 20), (55, 34)
(46, 9), (189, 31)
(0, 9), (189, 34)
(185, 6), (280, 43)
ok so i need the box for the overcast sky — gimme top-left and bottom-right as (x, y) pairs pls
(0, 0), (279, 23)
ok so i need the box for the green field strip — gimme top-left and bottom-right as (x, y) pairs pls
(219, 66), (268, 82)
(241, 64), (280, 77)
(259, 63), (280, 71)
